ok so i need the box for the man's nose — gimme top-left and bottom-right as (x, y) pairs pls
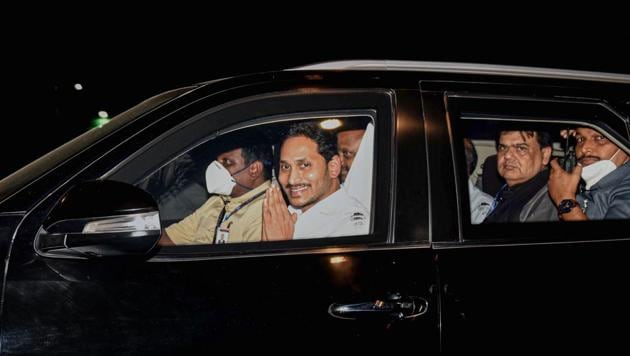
(503, 147), (515, 159)
(288, 166), (301, 184)
(580, 140), (594, 155)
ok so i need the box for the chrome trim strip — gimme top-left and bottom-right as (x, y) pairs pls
(288, 60), (630, 84)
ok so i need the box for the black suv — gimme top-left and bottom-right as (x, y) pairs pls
(1, 61), (629, 353)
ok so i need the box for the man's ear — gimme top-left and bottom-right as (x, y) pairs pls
(328, 155), (341, 179)
(249, 161), (263, 178)
(542, 146), (552, 166)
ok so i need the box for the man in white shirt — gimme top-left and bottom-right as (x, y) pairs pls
(262, 122), (369, 240)
(464, 138), (493, 224)
(340, 122), (373, 212)
(337, 127), (366, 184)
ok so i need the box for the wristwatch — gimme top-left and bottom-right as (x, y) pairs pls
(557, 199), (580, 216)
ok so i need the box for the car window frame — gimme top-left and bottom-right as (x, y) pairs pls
(93, 88), (399, 259)
(446, 94), (630, 245)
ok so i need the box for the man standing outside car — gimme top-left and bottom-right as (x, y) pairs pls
(548, 127), (630, 220)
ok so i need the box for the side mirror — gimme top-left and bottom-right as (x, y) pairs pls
(35, 180), (161, 259)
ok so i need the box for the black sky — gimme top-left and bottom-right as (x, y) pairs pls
(3, 28), (629, 179)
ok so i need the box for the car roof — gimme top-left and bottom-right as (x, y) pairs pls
(287, 60), (630, 84)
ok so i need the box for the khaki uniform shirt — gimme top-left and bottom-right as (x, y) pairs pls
(165, 181), (270, 245)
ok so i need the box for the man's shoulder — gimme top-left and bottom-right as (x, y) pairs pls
(200, 194), (224, 207)
(610, 169), (630, 196)
(596, 163), (630, 193)
(330, 188), (368, 212)
(618, 163), (630, 182)
(469, 181), (493, 204)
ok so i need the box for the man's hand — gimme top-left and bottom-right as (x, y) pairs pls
(548, 159), (582, 205)
(159, 231), (176, 246)
(560, 129), (577, 139)
(262, 185), (297, 241)
(549, 159), (589, 221)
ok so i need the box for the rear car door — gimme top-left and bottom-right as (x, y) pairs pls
(422, 80), (630, 352)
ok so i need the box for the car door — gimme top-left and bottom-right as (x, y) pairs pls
(421, 80), (630, 352)
(0, 77), (439, 353)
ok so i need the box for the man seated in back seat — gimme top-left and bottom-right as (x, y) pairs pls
(548, 127), (630, 221)
(464, 138), (493, 224)
(484, 129), (558, 223)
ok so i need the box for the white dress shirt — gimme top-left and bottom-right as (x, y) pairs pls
(288, 188), (369, 239)
(469, 178), (493, 224)
(343, 122), (374, 211)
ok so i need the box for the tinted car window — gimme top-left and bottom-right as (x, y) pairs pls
(448, 96), (630, 242)
(134, 115), (374, 245)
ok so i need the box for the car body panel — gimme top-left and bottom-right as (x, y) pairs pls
(0, 62), (628, 352)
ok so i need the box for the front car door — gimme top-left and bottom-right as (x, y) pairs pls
(0, 73), (439, 352)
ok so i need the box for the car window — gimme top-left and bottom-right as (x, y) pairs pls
(132, 115), (375, 246)
(448, 97), (630, 242)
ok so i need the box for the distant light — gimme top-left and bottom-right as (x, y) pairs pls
(91, 117), (111, 128)
(320, 119), (342, 130)
(304, 74), (324, 80)
(329, 256), (347, 264)
(73, 83), (83, 91)
(98, 110), (109, 118)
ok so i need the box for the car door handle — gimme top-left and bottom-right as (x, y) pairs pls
(328, 295), (428, 321)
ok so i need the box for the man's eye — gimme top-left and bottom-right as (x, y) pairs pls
(280, 164), (290, 171)
(300, 162), (311, 169)
(596, 136), (608, 143)
(343, 151), (354, 158)
(497, 145), (508, 153)
(576, 136), (585, 144)
(516, 145), (528, 153)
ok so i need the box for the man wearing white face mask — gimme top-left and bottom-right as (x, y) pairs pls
(160, 143), (272, 245)
(549, 127), (630, 221)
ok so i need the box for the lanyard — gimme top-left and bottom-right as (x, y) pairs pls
(212, 190), (266, 243)
(221, 190), (266, 223)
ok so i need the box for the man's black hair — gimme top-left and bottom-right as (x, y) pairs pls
(495, 124), (552, 149)
(464, 138), (478, 176)
(335, 116), (371, 134)
(241, 144), (273, 179)
(217, 129), (273, 180)
(284, 121), (338, 161)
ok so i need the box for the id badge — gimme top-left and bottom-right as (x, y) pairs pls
(216, 227), (230, 244)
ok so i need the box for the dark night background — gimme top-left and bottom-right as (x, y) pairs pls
(3, 29), (629, 180)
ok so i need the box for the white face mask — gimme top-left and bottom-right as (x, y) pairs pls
(580, 149), (620, 189)
(205, 160), (237, 195)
